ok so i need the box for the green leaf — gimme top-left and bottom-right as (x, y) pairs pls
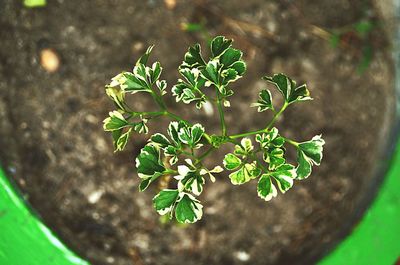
(177, 123), (205, 149)
(234, 138), (254, 157)
(150, 133), (171, 148)
(229, 162), (260, 185)
(116, 128), (132, 152)
(265, 149), (286, 170)
(223, 153), (242, 170)
(257, 174), (277, 201)
(199, 166), (223, 183)
(111, 129), (123, 151)
(172, 68), (207, 109)
(230, 61), (246, 76)
(269, 164), (296, 193)
(139, 173), (161, 191)
(255, 128), (282, 147)
(220, 48), (242, 68)
(251, 89), (274, 112)
(164, 146), (179, 165)
(181, 44), (206, 69)
(258, 163), (296, 200)
(218, 85), (234, 98)
(210, 36), (232, 58)
(103, 111), (129, 131)
(296, 135), (325, 179)
(263, 73), (312, 105)
(132, 118), (148, 134)
(156, 80), (167, 96)
(105, 84), (126, 111)
(219, 47), (246, 85)
(135, 145), (165, 179)
(296, 150), (312, 180)
(136, 45), (154, 66)
(298, 135), (325, 165)
(175, 193), (203, 223)
(149, 62), (162, 84)
(153, 189), (179, 215)
(201, 60), (220, 86)
(256, 128), (286, 170)
(210, 135), (230, 148)
(123, 71), (150, 93)
(175, 165), (205, 196)
(220, 68), (239, 85)
(167, 121), (186, 146)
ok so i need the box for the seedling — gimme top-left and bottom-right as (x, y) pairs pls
(329, 19), (377, 74)
(23, 0), (46, 7)
(103, 36), (325, 223)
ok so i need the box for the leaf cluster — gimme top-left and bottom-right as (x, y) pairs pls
(103, 36), (325, 223)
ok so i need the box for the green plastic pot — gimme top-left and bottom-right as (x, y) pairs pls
(1, 3), (400, 264)
(1, 137), (400, 264)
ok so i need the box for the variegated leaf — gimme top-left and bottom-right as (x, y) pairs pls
(153, 189), (179, 216)
(103, 111), (128, 131)
(263, 73), (312, 105)
(175, 193), (203, 223)
(228, 162), (261, 185)
(296, 135), (325, 179)
(251, 89), (274, 112)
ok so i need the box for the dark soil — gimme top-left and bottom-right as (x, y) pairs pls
(0, 0), (395, 265)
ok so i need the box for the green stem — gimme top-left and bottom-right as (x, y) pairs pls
(129, 111), (166, 117)
(150, 91), (167, 110)
(230, 128), (266, 139)
(196, 146), (215, 163)
(164, 169), (178, 174)
(203, 134), (212, 144)
(130, 90), (214, 145)
(265, 102), (288, 130)
(166, 111), (185, 122)
(216, 87), (227, 136)
(284, 137), (299, 147)
(181, 150), (197, 160)
(229, 102), (289, 139)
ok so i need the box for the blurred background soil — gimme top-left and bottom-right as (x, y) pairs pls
(0, 0), (396, 264)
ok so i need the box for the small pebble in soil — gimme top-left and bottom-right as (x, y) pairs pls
(106, 256), (115, 263)
(234, 250), (250, 262)
(7, 166), (16, 175)
(164, 0), (176, 10)
(88, 189), (104, 204)
(132, 41), (144, 53)
(40, 48), (60, 73)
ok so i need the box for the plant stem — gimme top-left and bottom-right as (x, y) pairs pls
(131, 90), (214, 144)
(229, 102), (288, 139)
(150, 91), (167, 110)
(164, 169), (178, 174)
(283, 137), (299, 147)
(265, 102), (288, 130)
(229, 128), (266, 139)
(166, 111), (185, 121)
(181, 150), (197, 160)
(129, 111), (166, 117)
(216, 87), (227, 136)
(195, 146), (215, 166)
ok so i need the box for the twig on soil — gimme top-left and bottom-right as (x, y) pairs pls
(194, 0), (278, 42)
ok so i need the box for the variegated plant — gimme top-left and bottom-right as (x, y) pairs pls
(103, 36), (325, 224)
